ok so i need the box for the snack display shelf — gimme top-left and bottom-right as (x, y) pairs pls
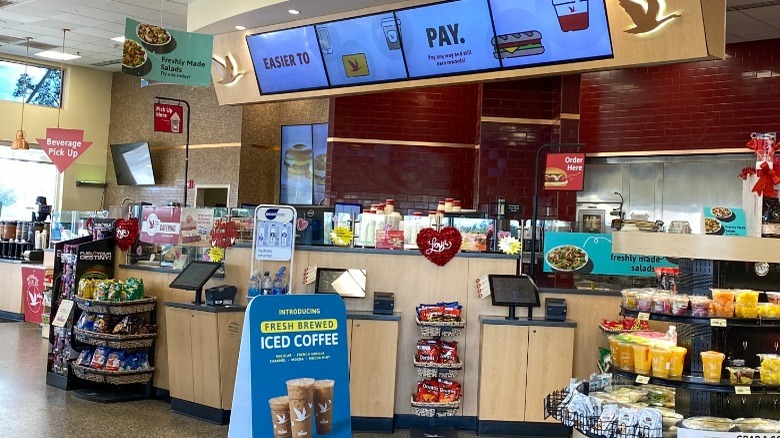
(410, 396), (460, 418)
(612, 369), (780, 394)
(74, 296), (157, 315)
(413, 358), (463, 370)
(416, 317), (465, 337)
(620, 307), (780, 328)
(71, 362), (154, 385)
(72, 327), (156, 349)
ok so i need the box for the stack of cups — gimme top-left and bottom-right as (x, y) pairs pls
(270, 378), (334, 437)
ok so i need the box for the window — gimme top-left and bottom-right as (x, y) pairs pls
(0, 59), (63, 108)
(0, 147), (58, 220)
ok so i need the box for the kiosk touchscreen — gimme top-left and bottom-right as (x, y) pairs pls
(488, 274), (541, 320)
(169, 261), (222, 305)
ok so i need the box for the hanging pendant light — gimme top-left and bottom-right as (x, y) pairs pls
(11, 37), (31, 150)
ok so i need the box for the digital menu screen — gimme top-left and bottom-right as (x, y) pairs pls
(315, 13), (408, 86)
(489, 0), (612, 68)
(395, 0), (500, 78)
(246, 26), (329, 94)
(280, 123), (328, 205)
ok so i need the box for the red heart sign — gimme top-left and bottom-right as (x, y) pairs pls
(416, 226), (462, 266)
(114, 217), (140, 251)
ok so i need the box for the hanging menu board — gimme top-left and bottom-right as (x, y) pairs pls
(245, 0), (613, 95)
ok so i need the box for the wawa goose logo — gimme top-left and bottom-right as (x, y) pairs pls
(212, 53), (244, 85)
(618, 0), (681, 35)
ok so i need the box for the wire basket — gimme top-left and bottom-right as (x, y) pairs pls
(416, 317), (465, 337)
(71, 363), (154, 385)
(73, 327), (156, 349)
(416, 368), (459, 379)
(74, 296), (156, 315)
(410, 396), (460, 417)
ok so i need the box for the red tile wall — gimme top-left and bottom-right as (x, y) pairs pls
(580, 39), (780, 153)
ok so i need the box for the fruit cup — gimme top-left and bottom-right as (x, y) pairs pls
(617, 341), (635, 371)
(701, 351), (725, 382)
(633, 344), (652, 374)
(669, 346), (687, 377)
(651, 348), (672, 378)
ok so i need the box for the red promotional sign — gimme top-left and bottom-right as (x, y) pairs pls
(140, 206), (182, 245)
(154, 103), (184, 133)
(544, 153), (585, 191)
(36, 128), (93, 173)
(22, 266), (45, 324)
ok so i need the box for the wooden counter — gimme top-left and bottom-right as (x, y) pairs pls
(0, 260), (24, 317)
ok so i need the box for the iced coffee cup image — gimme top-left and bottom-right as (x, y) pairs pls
(269, 396), (292, 438)
(314, 380), (335, 435)
(287, 378), (315, 437)
(553, 0), (590, 32)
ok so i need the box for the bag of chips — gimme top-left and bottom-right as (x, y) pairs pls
(437, 378), (462, 403)
(414, 379), (440, 403)
(112, 316), (140, 335)
(107, 280), (127, 301)
(105, 350), (124, 372)
(138, 323), (157, 335)
(125, 277), (145, 301)
(90, 347), (109, 369)
(93, 314), (111, 333)
(441, 302), (462, 322)
(78, 278), (95, 299)
(76, 348), (93, 367)
(416, 304), (444, 322)
(440, 341), (458, 363)
(136, 352), (150, 371)
(94, 280), (111, 301)
(416, 339), (440, 362)
(76, 313), (96, 331)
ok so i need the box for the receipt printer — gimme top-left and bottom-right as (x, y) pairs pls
(373, 292), (395, 315)
(205, 285), (237, 306)
(545, 297), (567, 321)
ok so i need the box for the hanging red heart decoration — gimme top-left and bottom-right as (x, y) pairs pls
(114, 217), (139, 251)
(417, 226), (462, 266)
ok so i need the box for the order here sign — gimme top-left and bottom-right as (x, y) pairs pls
(37, 128), (94, 173)
(545, 153), (585, 191)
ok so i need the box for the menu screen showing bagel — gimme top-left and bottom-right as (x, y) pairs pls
(489, 0), (612, 68)
(281, 124), (328, 205)
(245, 0), (613, 94)
(544, 153), (585, 191)
(246, 26), (329, 94)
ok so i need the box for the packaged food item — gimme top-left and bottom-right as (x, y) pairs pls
(709, 289), (735, 318)
(92, 314), (111, 333)
(615, 408), (638, 438)
(603, 386), (648, 404)
(655, 407), (683, 428)
(138, 323), (157, 334)
(105, 350), (124, 372)
(669, 346), (687, 378)
(596, 404), (620, 435)
(94, 280), (111, 301)
(135, 352), (150, 370)
(689, 296), (711, 317)
(440, 341), (458, 364)
(651, 348), (671, 378)
(90, 346), (109, 369)
(701, 351), (725, 382)
(726, 367), (755, 384)
(671, 295), (689, 316)
(759, 354), (780, 384)
(637, 291), (654, 312)
(414, 379), (439, 403)
(76, 348), (93, 366)
(758, 302), (780, 319)
(633, 344), (652, 374)
(437, 378), (461, 403)
(416, 304), (444, 322)
(622, 289), (639, 310)
(652, 293), (671, 315)
(766, 291), (780, 304)
(113, 316), (141, 335)
(125, 277), (145, 301)
(636, 408), (663, 438)
(617, 341), (635, 371)
(107, 280), (127, 301)
(681, 417), (734, 431)
(78, 278), (95, 299)
(76, 313), (96, 331)
(736, 290), (760, 306)
(734, 418), (780, 433)
(441, 303), (462, 322)
(736, 303), (759, 319)
(416, 339), (440, 363)
(644, 386), (676, 408)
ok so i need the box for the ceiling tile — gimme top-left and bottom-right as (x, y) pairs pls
(4, 5), (60, 18)
(50, 12), (112, 27)
(129, 0), (179, 10)
(32, 18), (90, 31)
(71, 8), (128, 22)
(66, 0), (117, 7)
(0, 18), (25, 28)
(725, 33), (746, 43)
(100, 2), (157, 17)
(25, 0), (82, 13)
(726, 10), (756, 24)
(70, 26), (117, 39)
(742, 5), (780, 21)
(0, 10), (47, 24)
(141, 11), (185, 28)
(764, 18), (780, 28)
(727, 19), (779, 37)
(90, 20), (125, 33)
(9, 23), (72, 37)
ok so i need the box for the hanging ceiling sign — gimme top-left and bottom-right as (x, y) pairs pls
(154, 103), (184, 133)
(36, 128), (94, 173)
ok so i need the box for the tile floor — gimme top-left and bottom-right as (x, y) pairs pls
(0, 321), (479, 438)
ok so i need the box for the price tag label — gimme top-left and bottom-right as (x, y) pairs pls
(710, 318), (728, 327)
(52, 299), (74, 328)
(637, 312), (650, 321)
(735, 386), (751, 395)
(635, 375), (650, 384)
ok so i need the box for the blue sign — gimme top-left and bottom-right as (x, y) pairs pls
(489, 0), (612, 68)
(543, 232), (676, 276)
(316, 13), (408, 86)
(246, 26), (330, 94)
(229, 295), (352, 438)
(703, 206), (747, 236)
(396, 0), (500, 77)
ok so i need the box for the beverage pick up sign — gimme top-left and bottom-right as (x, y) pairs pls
(545, 153), (585, 191)
(228, 294), (352, 438)
(37, 128), (93, 173)
(154, 103), (183, 133)
(122, 18), (213, 87)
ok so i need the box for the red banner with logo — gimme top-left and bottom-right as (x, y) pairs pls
(154, 103), (184, 133)
(544, 153), (585, 191)
(140, 206), (182, 245)
(22, 266), (46, 324)
(36, 128), (94, 173)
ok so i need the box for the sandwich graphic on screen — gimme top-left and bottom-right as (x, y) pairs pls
(491, 31), (545, 59)
(544, 167), (568, 187)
